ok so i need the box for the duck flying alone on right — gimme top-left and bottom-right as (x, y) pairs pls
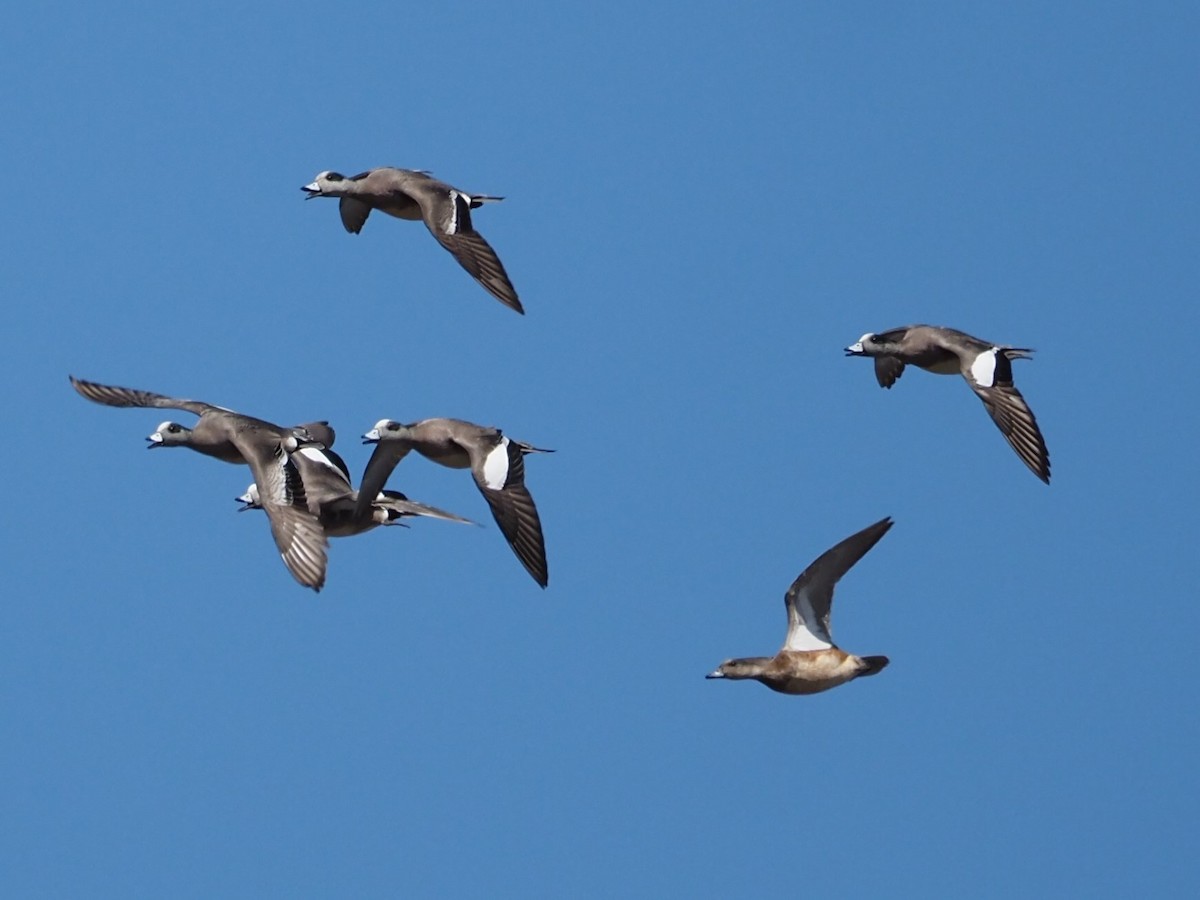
(707, 517), (894, 696)
(845, 325), (1051, 483)
(302, 167), (523, 314)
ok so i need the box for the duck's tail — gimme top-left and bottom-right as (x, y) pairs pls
(858, 655), (890, 677)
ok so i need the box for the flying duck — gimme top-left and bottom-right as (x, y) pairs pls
(359, 418), (551, 587)
(302, 167), (523, 314)
(707, 517), (893, 695)
(845, 325), (1051, 483)
(236, 444), (475, 537)
(69, 375), (329, 590)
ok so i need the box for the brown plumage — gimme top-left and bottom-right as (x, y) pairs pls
(707, 517), (893, 696)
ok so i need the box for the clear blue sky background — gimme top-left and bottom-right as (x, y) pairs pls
(3, 2), (1197, 896)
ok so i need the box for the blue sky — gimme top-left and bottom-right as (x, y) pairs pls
(3, 1), (1198, 896)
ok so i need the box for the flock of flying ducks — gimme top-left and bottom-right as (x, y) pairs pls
(72, 166), (1052, 697)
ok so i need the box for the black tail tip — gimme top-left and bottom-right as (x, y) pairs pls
(860, 655), (890, 677)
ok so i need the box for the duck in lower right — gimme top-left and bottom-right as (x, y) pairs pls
(707, 517), (893, 696)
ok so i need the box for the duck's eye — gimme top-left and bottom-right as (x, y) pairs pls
(326, 172), (343, 182)
(168, 424), (182, 433)
(386, 422), (400, 431)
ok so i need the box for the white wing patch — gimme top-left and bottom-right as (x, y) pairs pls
(970, 349), (998, 387)
(785, 587), (834, 652)
(298, 447), (348, 483)
(446, 190), (461, 234)
(481, 439), (511, 490)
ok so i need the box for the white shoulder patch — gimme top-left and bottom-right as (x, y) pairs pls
(970, 349), (998, 387)
(481, 439), (510, 490)
(297, 447), (336, 470)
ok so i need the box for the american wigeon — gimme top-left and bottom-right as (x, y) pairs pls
(845, 325), (1051, 483)
(707, 517), (893, 695)
(236, 444), (474, 537)
(302, 167), (523, 313)
(360, 418), (551, 587)
(69, 375), (328, 590)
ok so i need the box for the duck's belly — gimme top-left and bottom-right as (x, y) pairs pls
(377, 199), (423, 221)
(914, 352), (961, 376)
(769, 673), (858, 695)
(766, 651), (861, 695)
(418, 444), (472, 469)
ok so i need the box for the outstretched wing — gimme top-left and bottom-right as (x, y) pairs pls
(962, 351), (1051, 484)
(69, 375), (216, 417)
(418, 190), (522, 313)
(471, 437), (548, 587)
(376, 491), (476, 525)
(240, 441), (328, 591)
(783, 517), (893, 651)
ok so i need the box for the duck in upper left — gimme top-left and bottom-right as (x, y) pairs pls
(70, 375), (329, 591)
(302, 167), (523, 314)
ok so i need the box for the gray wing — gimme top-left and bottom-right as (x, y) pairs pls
(291, 446), (354, 509)
(416, 191), (523, 314)
(353, 441), (415, 520)
(874, 357), (906, 389)
(471, 439), (548, 587)
(240, 440), (328, 591)
(967, 378), (1051, 484)
(338, 197), (373, 234)
(377, 491), (477, 525)
(783, 517), (893, 651)
(69, 375), (216, 417)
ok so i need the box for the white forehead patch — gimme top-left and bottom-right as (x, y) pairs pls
(859, 332), (875, 343)
(239, 485), (260, 505)
(481, 439), (511, 490)
(970, 349), (998, 387)
(154, 421), (174, 433)
(373, 419), (394, 431)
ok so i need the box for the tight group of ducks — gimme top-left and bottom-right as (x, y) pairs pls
(72, 166), (1052, 697)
